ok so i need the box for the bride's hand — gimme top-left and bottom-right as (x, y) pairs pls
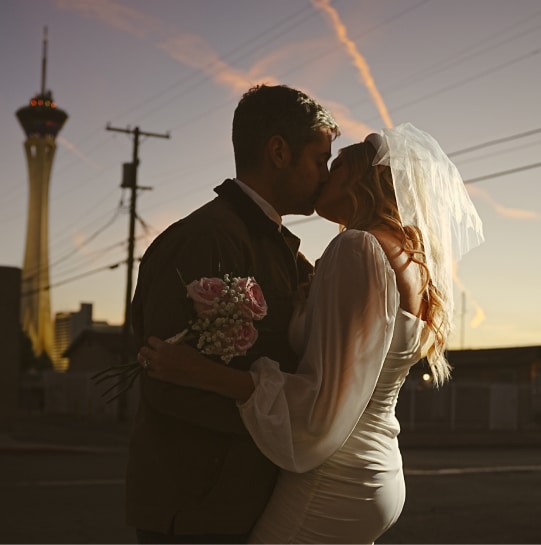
(137, 336), (256, 401)
(137, 336), (208, 388)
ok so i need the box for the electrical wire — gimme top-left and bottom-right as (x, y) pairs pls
(22, 198), (124, 282)
(362, 48), (541, 124)
(448, 128), (541, 157)
(52, 129), (541, 284)
(465, 162), (541, 184)
(286, 128), (541, 227)
(10, 2), (541, 298)
(21, 259), (127, 297)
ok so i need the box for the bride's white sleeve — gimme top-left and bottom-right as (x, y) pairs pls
(238, 230), (400, 472)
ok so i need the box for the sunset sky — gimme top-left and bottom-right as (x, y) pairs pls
(1, 0), (540, 350)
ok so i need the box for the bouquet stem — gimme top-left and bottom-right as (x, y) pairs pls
(91, 328), (189, 403)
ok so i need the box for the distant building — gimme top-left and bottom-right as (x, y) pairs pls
(398, 345), (541, 434)
(448, 345), (541, 386)
(44, 324), (138, 420)
(53, 303), (97, 371)
(0, 267), (22, 420)
(63, 323), (133, 373)
(407, 345), (541, 387)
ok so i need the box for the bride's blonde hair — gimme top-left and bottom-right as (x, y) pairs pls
(337, 141), (451, 385)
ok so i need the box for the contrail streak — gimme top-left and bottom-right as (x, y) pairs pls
(312, 0), (393, 128)
(468, 186), (539, 220)
(57, 0), (368, 136)
(57, 136), (100, 168)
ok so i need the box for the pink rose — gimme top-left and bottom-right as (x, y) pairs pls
(232, 322), (259, 355)
(186, 277), (226, 315)
(236, 277), (268, 320)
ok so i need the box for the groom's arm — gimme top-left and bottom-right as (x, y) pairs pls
(134, 225), (253, 436)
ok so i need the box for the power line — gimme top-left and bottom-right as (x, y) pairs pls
(27, 154), (540, 291)
(22, 199), (124, 282)
(51, 239), (128, 280)
(286, 160), (541, 228)
(124, 28), (541, 212)
(10, 4), (540, 284)
(0, 0), (452, 253)
(362, 48), (541, 124)
(45, 137), (541, 278)
(41, 233), (148, 292)
(465, 162), (541, 184)
(289, 127), (541, 227)
(130, 6), (321, 127)
(31, 158), (539, 282)
(26, 0), (429, 212)
(448, 128), (541, 157)
(166, 0), (431, 135)
(5, 6), (323, 267)
(21, 259), (127, 297)
(352, 12), (541, 109)
(43, 122), (541, 281)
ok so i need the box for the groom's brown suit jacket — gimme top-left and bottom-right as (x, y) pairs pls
(125, 179), (313, 535)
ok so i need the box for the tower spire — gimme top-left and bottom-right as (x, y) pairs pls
(41, 26), (48, 96)
(16, 27), (67, 139)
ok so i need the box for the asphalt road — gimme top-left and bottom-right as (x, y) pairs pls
(0, 415), (540, 544)
(380, 447), (541, 544)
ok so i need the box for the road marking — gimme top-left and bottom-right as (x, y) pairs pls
(405, 465), (541, 475)
(2, 465), (541, 486)
(0, 479), (125, 487)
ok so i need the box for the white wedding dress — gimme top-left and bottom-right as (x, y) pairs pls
(238, 230), (429, 544)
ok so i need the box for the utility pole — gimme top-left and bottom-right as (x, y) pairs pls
(106, 125), (169, 413)
(461, 291), (466, 349)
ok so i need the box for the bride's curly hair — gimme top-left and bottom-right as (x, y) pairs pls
(337, 142), (451, 385)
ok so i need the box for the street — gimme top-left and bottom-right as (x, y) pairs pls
(0, 416), (540, 544)
(381, 447), (541, 544)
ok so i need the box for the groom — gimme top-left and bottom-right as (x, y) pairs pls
(126, 84), (340, 544)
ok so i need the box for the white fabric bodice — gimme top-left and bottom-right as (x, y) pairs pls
(239, 230), (427, 473)
(332, 309), (425, 472)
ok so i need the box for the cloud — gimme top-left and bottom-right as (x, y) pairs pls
(156, 36), (274, 95)
(470, 305), (486, 329)
(54, 0), (161, 39)
(54, 0), (276, 94)
(55, 0), (369, 137)
(468, 186), (540, 220)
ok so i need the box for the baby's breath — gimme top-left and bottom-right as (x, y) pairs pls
(186, 273), (265, 363)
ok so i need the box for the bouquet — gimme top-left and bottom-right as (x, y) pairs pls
(92, 273), (267, 402)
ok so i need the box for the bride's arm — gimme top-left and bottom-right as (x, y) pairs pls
(139, 230), (398, 473)
(138, 338), (255, 403)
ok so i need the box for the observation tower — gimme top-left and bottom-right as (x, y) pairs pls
(16, 27), (68, 361)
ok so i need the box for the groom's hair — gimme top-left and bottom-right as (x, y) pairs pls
(232, 84), (339, 172)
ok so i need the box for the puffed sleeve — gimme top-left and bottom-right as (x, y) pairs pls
(238, 230), (400, 472)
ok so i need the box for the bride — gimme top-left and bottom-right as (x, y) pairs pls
(137, 123), (484, 544)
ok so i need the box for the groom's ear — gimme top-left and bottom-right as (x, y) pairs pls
(267, 135), (291, 168)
